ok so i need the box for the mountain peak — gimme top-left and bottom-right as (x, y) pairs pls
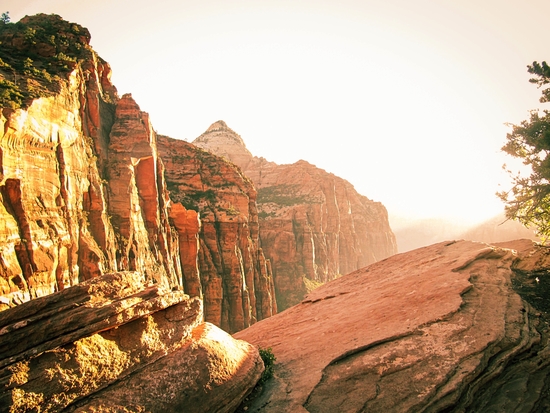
(193, 121), (253, 167)
(206, 120), (229, 132)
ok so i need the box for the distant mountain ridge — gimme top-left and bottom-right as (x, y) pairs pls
(392, 213), (539, 253)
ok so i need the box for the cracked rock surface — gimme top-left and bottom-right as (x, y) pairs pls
(234, 239), (550, 412)
(0, 271), (263, 412)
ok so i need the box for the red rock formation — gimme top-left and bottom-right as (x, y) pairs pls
(235, 239), (550, 412)
(157, 135), (277, 333)
(194, 121), (397, 309)
(0, 46), (118, 305)
(106, 94), (180, 288)
(0, 15), (276, 334)
(0, 271), (263, 412)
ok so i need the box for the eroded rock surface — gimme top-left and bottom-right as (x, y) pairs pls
(0, 271), (263, 412)
(0, 15), (276, 333)
(235, 239), (550, 412)
(193, 121), (397, 310)
(157, 135), (276, 333)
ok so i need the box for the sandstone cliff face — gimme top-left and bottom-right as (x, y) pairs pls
(0, 16), (275, 333)
(0, 271), (263, 412)
(235, 239), (550, 412)
(194, 121), (397, 309)
(0, 16), (119, 306)
(157, 135), (276, 333)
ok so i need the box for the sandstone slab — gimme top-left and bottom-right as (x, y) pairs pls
(0, 271), (263, 412)
(235, 239), (550, 412)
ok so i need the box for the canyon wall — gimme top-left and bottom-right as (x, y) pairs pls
(157, 135), (276, 332)
(0, 14), (274, 333)
(194, 121), (398, 309)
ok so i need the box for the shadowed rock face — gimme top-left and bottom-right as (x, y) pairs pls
(235, 239), (550, 412)
(0, 271), (263, 412)
(193, 121), (397, 310)
(0, 15), (276, 333)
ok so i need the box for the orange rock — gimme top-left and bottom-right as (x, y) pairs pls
(0, 271), (262, 412)
(158, 135), (277, 333)
(235, 239), (550, 412)
(194, 121), (398, 310)
(0, 16), (275, 334)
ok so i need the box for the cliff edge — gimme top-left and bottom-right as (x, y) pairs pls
(0, 15), (275, 333)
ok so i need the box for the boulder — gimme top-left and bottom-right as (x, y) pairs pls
(0, 271), (263, 412)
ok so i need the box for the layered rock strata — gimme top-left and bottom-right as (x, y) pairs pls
(0, 15), (275, 332)
(0, 271), (263, 412)
(194, 121), (397, 309)
(157, 135), (276, 333)
(235, 239), (550, 412)
(0, 19), (119, 305)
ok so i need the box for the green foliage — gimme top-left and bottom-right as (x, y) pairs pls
(303, 276), (324, 293)
(0, 79), (24, 109)
(258, 210), (276, 219)
(1, 12), (10, 24)
(226, 204), (239, 215)
(257, 184), (314, 206)
(499, 61), (550, 241)
(0, 13), (91, 109)
(258, 347), (276, 384)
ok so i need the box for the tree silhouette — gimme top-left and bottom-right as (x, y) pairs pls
(499, 61), (550, 241)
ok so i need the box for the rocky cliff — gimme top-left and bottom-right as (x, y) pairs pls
(194, 121), (398, 309)
(0, 14), (275, 333)
(157, 135), (276, 332)
(0, 271), (263, 412)
(235, 239), (550, 412)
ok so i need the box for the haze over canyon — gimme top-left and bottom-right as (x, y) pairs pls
(0, 11), (549, 413)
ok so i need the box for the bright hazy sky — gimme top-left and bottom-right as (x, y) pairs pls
(5, 0), (550, 226)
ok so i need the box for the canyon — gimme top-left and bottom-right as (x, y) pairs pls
(0, 14), (395, 330)
(1, 13), (550, 413)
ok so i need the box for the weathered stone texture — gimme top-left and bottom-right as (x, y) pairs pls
(0, 17), (276, 333)
(0, 60), (118, 308)
(157, 135), (277, 333)
(0, 271), (263, 412)
(235, 239), (550, 412)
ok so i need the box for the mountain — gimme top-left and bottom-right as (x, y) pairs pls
(0, 14), (275, 333)
(460, 212), (540, 244)
(193, 121), (397, 309)
(391, 216), (471, 253)
(392, 213), (539, 253)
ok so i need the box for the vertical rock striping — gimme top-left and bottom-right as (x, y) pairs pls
(157, 135), (276, 332)
(0, 14), (276, 332)
(194, 121), (397, 309)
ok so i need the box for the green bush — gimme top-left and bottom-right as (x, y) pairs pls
(0, 14), (92, 109)
(258, 346), (276, 384)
